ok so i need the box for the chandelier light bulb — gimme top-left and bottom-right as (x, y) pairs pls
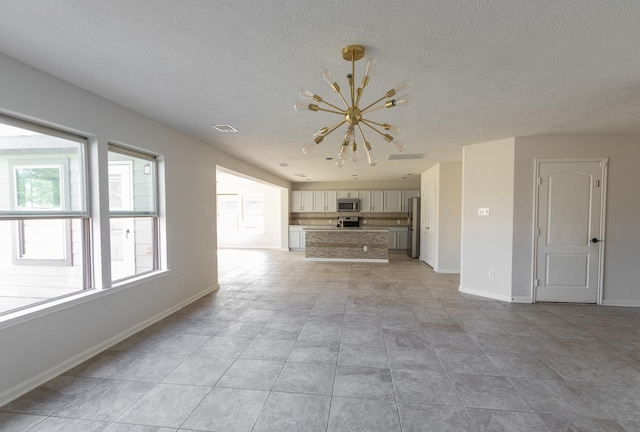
(335, 158), (345, 168)
(393, 94), (411, 107)
(302, 142), (316, 154)
(299, 89), (315, 100)
(294, 101), (310, 111)
(350, 142), (358, 161)
(365, 58), (376, 77)
(391, 138), (406, 152)
(367, 150), (378, 166)
(322, 69), (335, 86)
(393, 79), (410, 93)
(338, 143), (348, 158)
(384, 124), (400, 134)
(344, 127), (355, 143)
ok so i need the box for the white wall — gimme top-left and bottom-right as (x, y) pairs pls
(438, 162), (462, 272)
(460, 139), (515, 301)
(513, 135), (640, 306)
(0, 52), (290, 405)
(421, 162), (463, 273)
(216, 181), (283, 249)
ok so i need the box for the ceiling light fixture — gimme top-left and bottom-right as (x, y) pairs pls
(295, 45), (410, 168)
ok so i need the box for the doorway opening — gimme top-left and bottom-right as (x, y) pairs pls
(216, 168), (285, 250)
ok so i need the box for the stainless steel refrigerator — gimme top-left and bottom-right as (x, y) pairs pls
(407, 197), (420, 258)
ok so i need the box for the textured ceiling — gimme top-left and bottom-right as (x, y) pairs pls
(0, 0), (639, 183)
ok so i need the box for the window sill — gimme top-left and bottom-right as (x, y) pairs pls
(0, 269), (171, 330)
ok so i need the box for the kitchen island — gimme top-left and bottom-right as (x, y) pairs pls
(303, 227), (389, 262)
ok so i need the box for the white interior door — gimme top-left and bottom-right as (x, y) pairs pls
(535, 160), (605, 303)
(422, 182), (436, 266)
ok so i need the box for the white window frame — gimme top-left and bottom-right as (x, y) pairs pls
(108, 143), (160, 283)
(9, 159), (73, 266)
(0, 114), (92, 313)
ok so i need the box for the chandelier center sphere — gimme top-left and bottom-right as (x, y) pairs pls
(345, 107), (362, 126)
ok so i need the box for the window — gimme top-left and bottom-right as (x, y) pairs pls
(217, 193), (264, 233)
(242, 194), (264, 231)
(0, 115), (89, 314)
(108, 144), (159, 282)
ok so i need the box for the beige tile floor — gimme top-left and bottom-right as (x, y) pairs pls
(2, 249), (640, 431)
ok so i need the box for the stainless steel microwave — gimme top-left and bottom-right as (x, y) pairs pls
(337, 198), (360, 212)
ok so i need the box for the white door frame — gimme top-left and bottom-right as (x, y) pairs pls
(532, 157), (608, 305)
(422, 181), (436, 267)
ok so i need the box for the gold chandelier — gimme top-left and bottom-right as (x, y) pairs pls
(295, 45), (410, 167)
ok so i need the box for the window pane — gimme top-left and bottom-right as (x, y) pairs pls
(19, 219), (68, 260)
(242, 194), (264, 231)
(108, 153), (155, 213)
(0, 219), (84, 315)
(110, 217), (156, 281)
(0, 122), (85, 214)
(15, 166), (62, 210)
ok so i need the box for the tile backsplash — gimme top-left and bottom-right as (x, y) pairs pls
(289, 212), (409, 227)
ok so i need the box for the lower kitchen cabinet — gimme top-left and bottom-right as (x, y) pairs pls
(387, 228), (408, 250)
(288, 226), (306, 250)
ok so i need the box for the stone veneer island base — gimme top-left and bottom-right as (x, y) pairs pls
(304, 227), (389, 262)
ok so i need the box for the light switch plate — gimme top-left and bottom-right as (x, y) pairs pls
(478, 208), (490, 216)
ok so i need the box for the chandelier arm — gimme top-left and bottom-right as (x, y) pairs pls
(355, 123), (368, 143)
(315, 107), (348, 115)
(335, 89), (350, 109)
(360, 104), (388, 115)
(359, 95), (388, 113)
(355, 87), (364, 108)
(322, 120), (348, 138)
(360, 118), (389, 130)
(319, 100), (346, 112)
(360, 119), (389, 138)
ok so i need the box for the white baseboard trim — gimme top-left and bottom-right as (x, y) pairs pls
(511, 296), (533, 304)
(0, 284), (219, 407)
(434, 268), (460, 274)
(458, 286), (513, 303)
(218, 245), (282, 250)
(305, 257), (389, 263)
(601, 300), (640, 308)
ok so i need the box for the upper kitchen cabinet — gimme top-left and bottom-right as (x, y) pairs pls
(291, 190), (314, 212)
(401, 190), (420, 211)
(336, 190), (359, 199)
(313, 190), (337, 212)
(382, 190), (420, 212)
(360, 190), (385, 212)
(383, 190), (402, 212)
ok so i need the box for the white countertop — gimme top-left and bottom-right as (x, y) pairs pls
(303, 227), (389, 232)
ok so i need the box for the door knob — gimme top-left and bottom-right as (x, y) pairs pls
(590, 238), (600, 243)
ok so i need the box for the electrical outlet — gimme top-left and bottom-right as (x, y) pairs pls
(363, 220), (367, 224)
(363, 245), (368, 252)
(488, 271), (495, 279)
(397, 220), (400, 224)
(180, 276), (185, 286)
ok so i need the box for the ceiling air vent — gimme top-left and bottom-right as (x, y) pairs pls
(278, 162), (290, 167)
(387, 153), (426, 160)
(211, 124), (238, 132)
